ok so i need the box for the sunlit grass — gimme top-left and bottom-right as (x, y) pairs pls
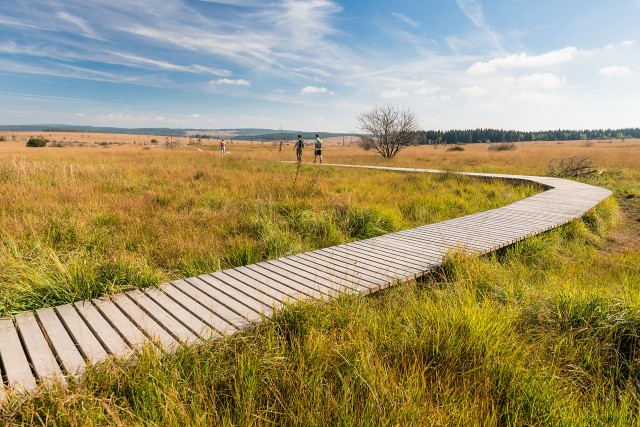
(1, 135), (639, 424)
(0, 143), (538, 315)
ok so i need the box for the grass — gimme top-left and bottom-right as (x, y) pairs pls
(0, 142), (537, 315)
(1, 135), (640, 424)
(3, 197), (639, 425)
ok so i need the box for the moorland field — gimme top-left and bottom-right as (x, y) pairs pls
(1, 132), (639, 425)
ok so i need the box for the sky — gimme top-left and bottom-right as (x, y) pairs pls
(0, 0), (639, 132)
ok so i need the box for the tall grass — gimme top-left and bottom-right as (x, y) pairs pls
(3, 197), (639, 425)
(0, 146), (537, 315)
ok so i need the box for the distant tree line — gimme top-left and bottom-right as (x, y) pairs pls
(418, 128), (640, 144)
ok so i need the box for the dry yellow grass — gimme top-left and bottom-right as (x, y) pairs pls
(0, 136), (539, 314)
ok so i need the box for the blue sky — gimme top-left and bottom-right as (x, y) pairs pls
(0, 0), (638, 132)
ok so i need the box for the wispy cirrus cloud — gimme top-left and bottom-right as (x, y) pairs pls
(392, 12), (419, 29)
(455, 0), (502, 51)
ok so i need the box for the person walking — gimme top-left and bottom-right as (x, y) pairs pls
(294, 134), (304, 162)
(220, 139), (226, 154)
(313, 134), (323, 164)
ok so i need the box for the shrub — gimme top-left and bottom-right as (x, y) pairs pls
(487, 142), (516, 151)
(26, 137), (47, 147)
(447, 145), (465, 152)
(548, 156), (598, 178)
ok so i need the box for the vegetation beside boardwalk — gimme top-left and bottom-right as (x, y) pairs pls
(0, 143), (536, 315)
(1, 137), (640, 424)
(4, 197), (640, 425)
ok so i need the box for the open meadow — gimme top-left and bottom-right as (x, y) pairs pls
(1, 133), (640, 425)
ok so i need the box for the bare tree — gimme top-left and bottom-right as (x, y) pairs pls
(356, 104), (420, 158)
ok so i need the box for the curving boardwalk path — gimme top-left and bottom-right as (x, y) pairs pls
(0, 165), (612, 400)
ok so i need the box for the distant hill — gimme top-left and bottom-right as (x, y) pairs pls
(0, 125), (355, 140)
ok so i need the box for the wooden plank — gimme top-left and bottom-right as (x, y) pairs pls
(172, 279), (255, 328)
(326, 245), (426, 272)
(359, 238), (446, 264)
(276, 256), (376, 292)
(194, 274), (275, 316)
(247, 262), (346, 298)
(314, 246), (418, 278)
(36, 307), (86, 375)
(276, 256), (367, 288)
(92, 298), (147, 350)
(284, 253), (385, 289)
(350, 238), (438, 264)
(242, 263), (332, 300)
(0, 317), (37, 392)
(111, 293), (178, 351)
(74, 301), (131, 357)
(234, 265), (322, 300)
(304, 250), (407, 282)
(219, 270), (291, 304)
(127, 290), (199, 345)
(264, 259), (361, 294)
(160, 283), (238, 335)
(56, 304), (109, 363)
(144, 287), (217, 340)
(15, 312), (66, 385)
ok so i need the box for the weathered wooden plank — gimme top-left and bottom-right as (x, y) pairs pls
(111, 293), (178, 351)
(350, 238), (438, 264)
(234, 265), (322, 300)
(15, 312), (66, 385)
(304, 250), (408, 282)
(74, 301), (131, 357)
(127, 290), (199, 345)
(326, 244), (426, 272)
(92, 298), (147, 350)
(172, 279), (255, 328)
(0, 317), (37, 392)
(247, 262), (345, 298)
(160, 283), (238, 335)
(195, 274), (275, 316)
(220, 269), (292, 304)
(265, 259), (360, 294)
(36, 307), (86, 375)
(183, 276), (268, 322)
(285, 253), (387, 289)
(56, 304), (108, 362)
(144, 287), (217, 340)
(276, 257), (375, 292)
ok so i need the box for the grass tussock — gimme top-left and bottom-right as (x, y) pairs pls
(3, 196), (640, 425)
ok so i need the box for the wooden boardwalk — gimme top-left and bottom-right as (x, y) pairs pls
(0, 165), (612, 399)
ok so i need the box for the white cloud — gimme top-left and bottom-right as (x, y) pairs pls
(599, 66), (631, 76)
(468, 47), (581, 74)
(210, 78), (251, 86)
(110, 52), (231, 76)
(621, 40), (637, 46)
(301, 86), (333, 94)
(380, 80), (440, 99)
(382, 88), (409, 98)
(392, 12), (419, 29)
(518, 73), (565, 90)
(56, 12), (101, 39)
(460, 86), (489, 98)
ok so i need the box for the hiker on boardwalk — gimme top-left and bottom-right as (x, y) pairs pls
(294, 134), (304, 162)
(314, 134), (323, 164)
(220, 139), (226, 154)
